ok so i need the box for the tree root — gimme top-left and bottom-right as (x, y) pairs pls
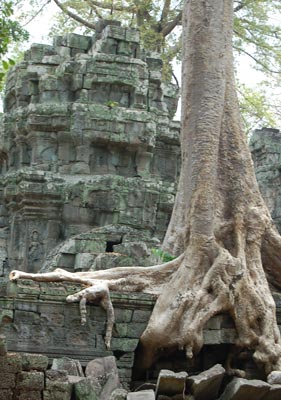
(9, 256), (182, 350)
(10, 269), (116, 349)
(9, 231), (281, 374)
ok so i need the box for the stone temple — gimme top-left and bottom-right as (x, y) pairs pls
(0, 21), (180, 280)
(1, 20), (281, 399)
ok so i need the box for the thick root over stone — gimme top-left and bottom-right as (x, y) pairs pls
(9, 226), (281, 373)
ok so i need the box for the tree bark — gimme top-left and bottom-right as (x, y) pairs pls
(10, 0), (281, 374)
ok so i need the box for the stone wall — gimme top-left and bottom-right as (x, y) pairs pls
(0, 21), (180, 278)
(0, 337), (47, 400)
(0, 23), (183, 391)
(0, 335), (124, 399)
(2, 279), (281, 388)
(1, 279), (155, 388)
(250, 127), (281, 232)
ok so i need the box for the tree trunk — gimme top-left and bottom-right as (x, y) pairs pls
(10, 0), (281, 374)
(148, 0), (281, 372)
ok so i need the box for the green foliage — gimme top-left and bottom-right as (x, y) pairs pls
(0, 1), (29, 89)
(105, 101), (119, 108)
(237, 83), (277, 135)
(0, 58), (15, 91)
(233, 0), (281, 77)
(0, 1), (29, 56)
(151, 248), (176, 263)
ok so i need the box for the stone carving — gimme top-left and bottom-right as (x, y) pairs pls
(0, 21), (180, 281)
(28, 230), (44, 273)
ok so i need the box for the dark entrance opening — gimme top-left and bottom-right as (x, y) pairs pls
(105, 237), (123, 252)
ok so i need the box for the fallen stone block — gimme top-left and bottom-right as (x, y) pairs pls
(85, 355), (118, 380)
(109, 388), (128, 399)
(85, 355), (121, 399)
(186, 363), (225, 400)
(127, 390), (155, 399)
(45, 369), (73, 399)
(219, 377), (270, 400)
(67, 375), (85, 384)
(267, 371), (281, 385)
(52, 356), (83, 376)
(74, 377), (101, 400)
(155, 369), (188, 397)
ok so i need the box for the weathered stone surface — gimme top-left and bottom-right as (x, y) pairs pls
(0, 372), (16, 389)
(0, 334), (7, 355)
(45, 369), (73, 400)
(16, 371), (44, 391)
(0, 389), (13, 400)
(85, 356), (121, 399)
(127, 390), (155, 399)
(45, 369), (71, 388)
(74, 377), (101, 400)
(186, 363), (225, 400)
(156, 369), (188, 397)
(218, 378), (270, 400)
(1, 284), (154, 387)
(250, 128), (281, 234)
(43, 390), (72, 400)
(86, 355), (117, 378)
(0, 352), (22, 373)
(52, 356), (83, 376)
(21, 353), (48, 371)
(267, 370), (281, 385)
(67, 375), (85, 384)
(16, 391), (42, 400)
(109, 388), (128, 399)
(0, 21), (179, 283)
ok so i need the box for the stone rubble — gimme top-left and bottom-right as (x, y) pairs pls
(218, 377), (270, 400)
(186, 364), (225, 400)
(3, 280), (281, 390)
(155, 369), (188, 397)
(2, 334), (281, 399)
(267, 370), (281, 385)
(127, 389), (156, 399)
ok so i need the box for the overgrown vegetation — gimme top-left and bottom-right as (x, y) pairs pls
(0, 1), (29, 89)
(151, 248), (176, 263)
